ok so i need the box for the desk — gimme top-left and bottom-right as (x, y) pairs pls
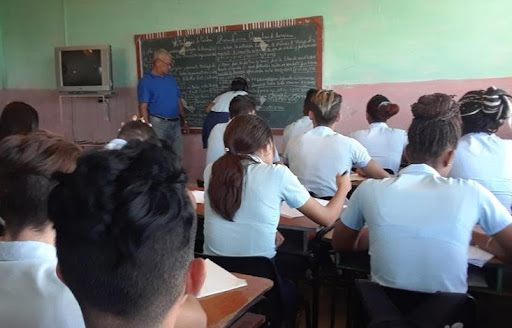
(200, 273), (273, 328)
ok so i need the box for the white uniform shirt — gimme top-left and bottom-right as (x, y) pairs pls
(210, 91), (248, 112)
(341, 164), (512, 293)
(0, 241), (85, 328)
(449, 132), (512, 212)
(203, 156), (310, 258)
(350, 122), (408, 174)
(206, 121), (280, 167)
(281, 116), (313, 154)
(284, 126), (372, 197)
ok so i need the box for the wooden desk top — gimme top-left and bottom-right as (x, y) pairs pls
(199, 273), (273, 328)
(195, 202), (319, 232)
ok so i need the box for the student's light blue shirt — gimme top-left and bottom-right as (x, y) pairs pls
(137, 71), (182, 118)
(341, 164), (512, 293)
(449, 133), (512, 213)
(0, 241), (85, 327)
(203, 156), (310, 258)
(284, 126), (371, 197)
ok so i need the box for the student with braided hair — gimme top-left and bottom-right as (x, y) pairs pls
(449, 87), (512, 212)
(351, 94), (408, 174)
(332, 93), (512, 293)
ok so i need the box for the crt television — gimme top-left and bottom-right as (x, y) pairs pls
(55, 45), (113, 93)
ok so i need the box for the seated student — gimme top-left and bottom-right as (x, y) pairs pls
(449, 87), (512, 212)
(204, 114), (351, 260)
(0, 131), (84, 327)
(206, 95), (280, 166)
(202, 77), (249, 148)
(0, 101), (39, 141)
(0, 101), (40, 236)
(49, 139), (206, 328)
(332, 93), (512, 294)
(280, 88), (316, 155)
(350, 94), (408, 174)
(105, 118), (157, 150)
(284, 90), (389, 198)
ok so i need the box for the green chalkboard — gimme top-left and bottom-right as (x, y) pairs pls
(135, 17), (322, 130)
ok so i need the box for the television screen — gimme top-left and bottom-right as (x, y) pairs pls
(61, 50), (102, 86)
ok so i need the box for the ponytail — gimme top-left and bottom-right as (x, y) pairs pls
(207, 115), (273, 221)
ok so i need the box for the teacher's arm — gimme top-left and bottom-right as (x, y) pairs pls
(138, 103), (149, 123)
(179, 99), (190, 133)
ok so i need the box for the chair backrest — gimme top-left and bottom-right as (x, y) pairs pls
(355, 279), (476, 328)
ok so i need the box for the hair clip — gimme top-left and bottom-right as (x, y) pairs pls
(224, 147), (230, 153)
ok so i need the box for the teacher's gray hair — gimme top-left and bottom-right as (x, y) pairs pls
(153, 49), (172, 61)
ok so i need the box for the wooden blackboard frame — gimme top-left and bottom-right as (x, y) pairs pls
(134, 16), (323, 134)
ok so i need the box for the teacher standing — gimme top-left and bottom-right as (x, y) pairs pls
(138, 49), (189, 158)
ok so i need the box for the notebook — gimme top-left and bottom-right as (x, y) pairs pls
(191, 190), (205, 204)
(197, 259), (248, 298)
(468, 246), (494, 267)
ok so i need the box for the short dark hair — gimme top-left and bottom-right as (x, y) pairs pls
(230, 77), (248, 92)
(0, 101), (39, 141)
(458, 87), (511, 135)
(366, 94), (400, 122)
(117, 121), (157, 141)
(309, 90), (343, 126)
(229, 95), (257, 118)
(303, 89), (318, 115)
(209, 115), (273, 221)
(49, 139), (196, 328)
(0, 131), (81, 238)
(408, 93), (461, 163)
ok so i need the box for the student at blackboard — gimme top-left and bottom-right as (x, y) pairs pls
(202, 77), (249, 148)
(283, 90), (389, 198)
(49, 139), (207, 328)
(138, 49), (189, 159)
(280, 89), (316, 155)
(206, 95), (280, 166)
(350, 95), (408, 174)
(332, 93), (512, 293)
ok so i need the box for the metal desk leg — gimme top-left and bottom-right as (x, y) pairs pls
(497, 267), (504, 293)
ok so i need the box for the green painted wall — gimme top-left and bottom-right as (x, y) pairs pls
(2, 0), (512, 89)
(0, 1), (6, 89)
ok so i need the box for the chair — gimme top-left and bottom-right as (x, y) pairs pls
(195, 253), (292, 328)
(354, 279), (477, 328)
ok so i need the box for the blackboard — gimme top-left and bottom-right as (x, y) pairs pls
(134, 17), (323, 131)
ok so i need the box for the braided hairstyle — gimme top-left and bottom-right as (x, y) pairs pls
(366, 94), (400, 122)
(458, 86), (511, 135)
(407, 93), (461, 163)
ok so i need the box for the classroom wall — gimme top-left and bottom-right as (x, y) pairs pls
(1, 0), (512, 180)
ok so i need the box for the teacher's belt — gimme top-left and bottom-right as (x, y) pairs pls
(150, 115), (180, 122)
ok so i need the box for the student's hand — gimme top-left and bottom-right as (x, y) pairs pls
(355, 167), (367, 178)
(275, 231), (285, 248)
(336, 171), (352, 195)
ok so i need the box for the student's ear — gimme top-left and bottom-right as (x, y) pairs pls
(442, 148), (455, 167)
(56, 264), (65, 284)
(185, 258), (206, 296)
(335, 111), (342, 122)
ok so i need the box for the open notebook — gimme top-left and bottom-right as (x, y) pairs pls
(197, 259), (248, 298)
(468, 245), (494, 267)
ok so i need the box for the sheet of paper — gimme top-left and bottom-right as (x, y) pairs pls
(468, 245), (494, 268)
(191, 190), (204, 204)
(280, 198), (345, 218)
(197, 259), (247, 298)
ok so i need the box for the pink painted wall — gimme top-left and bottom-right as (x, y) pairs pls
(2, 76), (512, 181)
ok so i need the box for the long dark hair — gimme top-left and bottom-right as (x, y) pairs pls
(0, 102), (39, 141)
(408, 93), (461, 163)
(208, 115), (273, 221)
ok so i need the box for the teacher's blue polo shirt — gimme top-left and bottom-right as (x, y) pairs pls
(137, 71), (182, 118)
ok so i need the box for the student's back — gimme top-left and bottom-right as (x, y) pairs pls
(450, 87), (512, 212)
(350, 95), (407, 174)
